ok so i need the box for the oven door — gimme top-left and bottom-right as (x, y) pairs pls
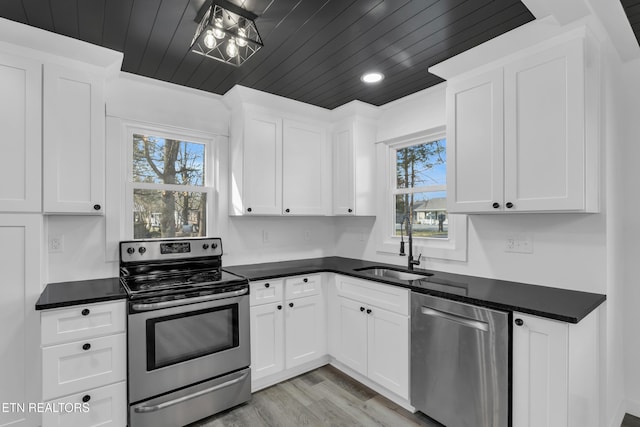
(128, 287), (250, 404)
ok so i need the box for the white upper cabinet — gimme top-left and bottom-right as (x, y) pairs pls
(239, 112), (283, 215)
(0, 53), (42, 212)
(229, 105), (331, 216)
(332, 116), (376, 216)
(43, 63), (106, 214)
(283, 120), (329, 215)
(445, 31), (599, 214)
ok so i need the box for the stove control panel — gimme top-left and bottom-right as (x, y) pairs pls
(120, 238), (223, 262)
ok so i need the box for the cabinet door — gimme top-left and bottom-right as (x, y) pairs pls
(447, 69), (504, 213)
(284, 294), (326, 369)
(512, 312), (569, 427)
(0, 215), (42, 427)
(282, 120), (329, 215)
(42, 381), (126, 427)
(333, 297), (368, 376)
(504, 38), (585, 211)
(333, 126), (355, 215)
(43, 63), (105, 214)
(42, 333), (126, 401)
(367, 307), (409, 399)
(250, 302), (284, 380)
(0, 53), (41, 212)
(242, 113), (282, 215)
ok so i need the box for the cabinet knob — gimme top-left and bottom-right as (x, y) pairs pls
(515, 318), (524, 326)
(82, 395), (91, 403)
(366, 308), (372, 314)
(93, 204), (101, 211)
(506, 202), (514, 209)
(82, 343), (91, 351)
(247, 207), (252, 213)
(492, 202), (500, 209)
(303, 278), (308, 283)
(289, 302), (294, 308)
(81, 308), (90, 316)
(285, 208), (290, 213)
(360, 307), (365, 312)
(277, 305), (282, 310)
(348, 208), (353, 213)
(264, 283), (270, 288)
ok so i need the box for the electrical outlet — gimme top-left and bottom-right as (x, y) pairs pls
(49, 235), (64, 253)
(505, 234), (533, 254)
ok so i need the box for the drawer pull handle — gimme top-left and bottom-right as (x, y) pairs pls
(515, 318), (524, 326)
(93, 204), (101, 211)
(82, 395), (91, 403)
(303, 278), (308, 283)
(264, 283), (270, 288)
(277, 305), (282, 310)
(82, 343), (91, 351)
(492, 202), (500, 209)
(81, 308), (90, 316)
(289, 302), (294, 308)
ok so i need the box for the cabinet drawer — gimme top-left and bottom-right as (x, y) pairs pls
(42, 381), (126, 427)
(285, 274), (321, 300)
(42, 333), (126, 401)
(41, 301), (126, 346)
(250, 279), (284, 307)
(335, 275), (409, 316)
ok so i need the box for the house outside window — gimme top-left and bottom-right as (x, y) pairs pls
(126, 126), (214, 240)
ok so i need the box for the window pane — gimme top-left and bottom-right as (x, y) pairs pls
(396, 139), (446, 189)
(394, 191), (448, 239)
(133, 189), (207, 239)
(133, 134), (205, 186)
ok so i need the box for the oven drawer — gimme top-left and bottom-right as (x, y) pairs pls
(129, 368), (251, 427)
(285, 274), (322, 300)
(250, 279), (284, 306)
(42, 333), (126, 401)
(42, 381), (126, 427)
(41, 301), (126, 346)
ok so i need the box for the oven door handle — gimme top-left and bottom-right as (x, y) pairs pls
(131, 288), (248, 311)
(133, 370), (249, 413)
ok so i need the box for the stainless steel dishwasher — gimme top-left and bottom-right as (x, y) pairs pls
(411, 292), (510, 427)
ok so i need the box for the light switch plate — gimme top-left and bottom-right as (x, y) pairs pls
(505, 234), (533, 254)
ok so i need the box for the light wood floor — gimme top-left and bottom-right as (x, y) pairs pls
(190, 365), (442, 427)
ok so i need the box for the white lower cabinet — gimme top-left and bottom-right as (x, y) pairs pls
(512, 310), (600, 427)
(330, 275), (410, 400)
(41, 301), (127, 427)
(249, 274), (326, 390)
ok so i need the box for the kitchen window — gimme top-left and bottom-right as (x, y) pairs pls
(126, 125), (215, 240)
(376, 126), (467, 261)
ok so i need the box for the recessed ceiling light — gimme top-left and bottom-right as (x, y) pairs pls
(361, 72), (384, 84)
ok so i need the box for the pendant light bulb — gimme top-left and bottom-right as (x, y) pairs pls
(226, 38), (238, 58)
(203, 29), (217, 49)
(213, 17), (225, 39)
(236, 27), (248, 47)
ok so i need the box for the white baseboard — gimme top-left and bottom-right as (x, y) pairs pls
(251, 356), (329, 392)
(329, 358), (414, 413)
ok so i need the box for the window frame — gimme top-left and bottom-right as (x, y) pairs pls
(376, 126), (467, 262)
(124, 122), (217, 240)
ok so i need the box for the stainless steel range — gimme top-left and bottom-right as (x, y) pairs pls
(120, 238), (251, 427)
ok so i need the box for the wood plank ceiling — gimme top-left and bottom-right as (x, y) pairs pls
(0, 0), (534, 109)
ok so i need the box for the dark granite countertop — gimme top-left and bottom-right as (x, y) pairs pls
(226, 256), (606, 324)
(35, 277), (127, 310)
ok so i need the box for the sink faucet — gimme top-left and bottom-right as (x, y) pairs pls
(399, 215), (421, 270)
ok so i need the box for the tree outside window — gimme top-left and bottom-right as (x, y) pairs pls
(131, 133), (208, 239)
(393, 139), (447, 239)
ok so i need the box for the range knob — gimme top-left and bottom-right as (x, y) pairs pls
(138, 247), (146, 254)
(211, 243), (218, 249)
(203, 244), (209, 250)
(126, 247), (135, 255)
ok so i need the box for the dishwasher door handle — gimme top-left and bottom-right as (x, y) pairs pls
(420, 306), (489, 332)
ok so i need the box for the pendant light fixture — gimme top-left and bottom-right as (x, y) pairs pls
(190, 0), (263, 67)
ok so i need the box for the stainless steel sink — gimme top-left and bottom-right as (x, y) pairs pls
(355, 266), (433, 281)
